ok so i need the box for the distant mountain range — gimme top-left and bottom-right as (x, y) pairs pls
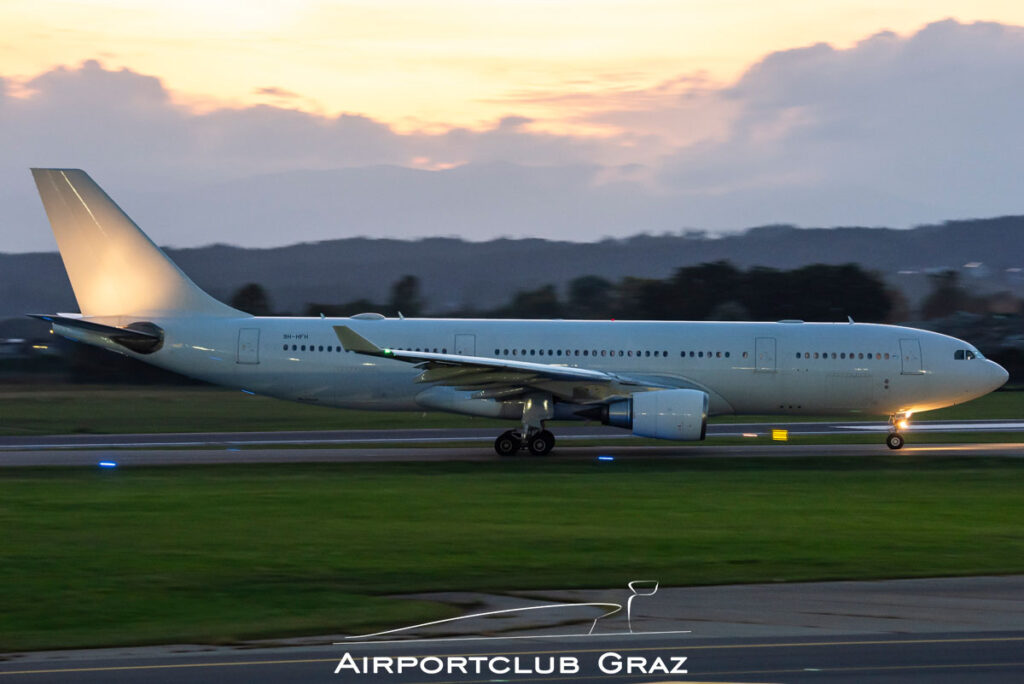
(2, 217), (1023, 319)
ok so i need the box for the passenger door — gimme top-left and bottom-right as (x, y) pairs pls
(237, 328), (260, 364)
(899, 338), (923, 375)
(755, 337), (776, 372)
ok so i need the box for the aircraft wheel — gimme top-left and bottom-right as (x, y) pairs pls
(527, 430), (555, 456)
(494, 431), (521, 457)
(886, 432), (905, 450)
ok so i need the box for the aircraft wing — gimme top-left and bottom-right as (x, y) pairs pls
(334, 325), (666, 402)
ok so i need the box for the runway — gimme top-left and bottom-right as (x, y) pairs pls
(0, 420), (1022, 467)
(3, 575), (1022, 683)
(3, 419), (1024, 451)
(1, 441), (1024, 467)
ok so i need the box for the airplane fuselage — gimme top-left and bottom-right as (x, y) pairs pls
(58, 316), (1007, 420)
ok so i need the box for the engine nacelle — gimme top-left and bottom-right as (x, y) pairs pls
(604, 389), (708, 441)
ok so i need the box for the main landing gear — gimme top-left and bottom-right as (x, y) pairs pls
(886, 413), (911, 450)
(494, 393), (557, 457)
(494, 429), (556, 456)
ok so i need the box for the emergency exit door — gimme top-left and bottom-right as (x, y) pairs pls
(454, 334), (476, 356)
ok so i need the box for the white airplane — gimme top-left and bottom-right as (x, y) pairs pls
(29, 169), (1008, 455)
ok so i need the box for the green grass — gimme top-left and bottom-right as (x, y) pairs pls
(0, 385), (1020, 437)
(1, 457), (1022, 651)
(0, 385), (512, 436)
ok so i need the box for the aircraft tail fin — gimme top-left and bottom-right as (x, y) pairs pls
(31, 168), (241, 318)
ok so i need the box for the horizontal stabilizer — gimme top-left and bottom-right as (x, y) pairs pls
(30, 314), (163, 353)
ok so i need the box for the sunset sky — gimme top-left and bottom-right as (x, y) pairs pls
(3, 1), (1024, 251)
(6, 1), (1024, 131)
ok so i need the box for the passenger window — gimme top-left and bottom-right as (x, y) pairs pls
(858, 353), (864, 359)
(292, 344), (297, 351)
(583, 350), (589, 356)
(663, 350), (668, 357)
(283, 344), (288, 351)
(725, 351), (731, 358)
(884, 353), (889, 359)
(867, 353), (872, 359)
(301, 345), (306, 351)
(512, 349), (517, 356)
(698, 351), (703, 358)
(319, 345), (324, 352)
(804, 352), (809, 359)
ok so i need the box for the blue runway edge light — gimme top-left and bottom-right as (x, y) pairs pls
(98, 461), (118, 468)
(597, 455), (615, 462)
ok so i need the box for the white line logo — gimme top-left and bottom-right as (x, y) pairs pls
(337, 579), (690, 644)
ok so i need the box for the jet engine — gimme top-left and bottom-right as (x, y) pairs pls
(598, 389), (708, 441)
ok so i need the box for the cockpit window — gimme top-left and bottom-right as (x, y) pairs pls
(954, 349), (980, 360)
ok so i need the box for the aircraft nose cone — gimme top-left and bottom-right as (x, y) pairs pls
(987, 360), (1009, 391)
(987, 358), (1011, 389)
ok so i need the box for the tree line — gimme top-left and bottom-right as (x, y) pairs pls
(232, 261), (900, 323)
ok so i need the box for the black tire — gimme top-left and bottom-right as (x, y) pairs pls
(494, 431), (520, 457)
(527, 430), (555, 456)
(886, 432), (905, 450)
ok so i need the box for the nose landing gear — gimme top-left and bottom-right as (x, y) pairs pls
(885, 432), (905, 450)
(886, 413), (911, 449)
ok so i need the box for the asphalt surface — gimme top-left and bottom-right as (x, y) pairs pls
(0, 420), (1022, 466)
(3, 420), (1024, 450)
(2, 442), (1024, 466)
(2, 576), (1022, 683)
